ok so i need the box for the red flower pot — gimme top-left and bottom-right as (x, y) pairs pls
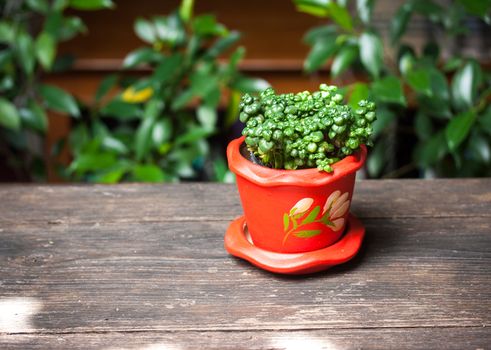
(227, 136), (367, 254)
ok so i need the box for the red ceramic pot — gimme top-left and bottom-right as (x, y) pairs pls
(227, 136), (367, 254)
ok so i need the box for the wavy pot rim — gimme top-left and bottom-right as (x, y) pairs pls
(227, 136), (367, 187)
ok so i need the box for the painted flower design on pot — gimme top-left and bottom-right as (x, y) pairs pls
(282, 191), (350, 245)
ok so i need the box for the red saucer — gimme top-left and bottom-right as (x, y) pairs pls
(224, 214), (365, 274)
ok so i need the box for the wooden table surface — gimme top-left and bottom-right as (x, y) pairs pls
(0, 179), (490, 349)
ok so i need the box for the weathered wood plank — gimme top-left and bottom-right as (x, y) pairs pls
(0, 180), (490, 228)
(1, 327), (490, 350)
(0, 217), (489, 333)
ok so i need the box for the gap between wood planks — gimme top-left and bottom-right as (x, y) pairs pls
(1, 323), (487, 336)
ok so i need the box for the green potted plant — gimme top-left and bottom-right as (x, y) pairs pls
(225, 84), (376, 274)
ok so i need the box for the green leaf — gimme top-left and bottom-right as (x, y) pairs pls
(152, 118), (172, 146)
(417, 68), (451, 118)
(359, 32), (383, 78)
(153, 54), (181, 83)
(348, 83), (369, 111)
(468, 132), (490, 163)
(294, 0), (329, 17)
(228, 46), (245, 70)
(172, 89), (195, 110)
(303, 25), (336, 45)
(134, 18), (156, 43)
(94, 166), (128, 184)
(16, 31), (35, 76)
(192, 15), (227, 36)
(225, 90), (241, 128)
(231, 76), (270, 93)
(40, 84), (80, 117)
(197, 105), (217, 131)
(179, 0), (194, 22)
(143, 99), (163, 120)
(52, 0), (68, 11)
(390, 2), (412, 44)
(0, 75), (13, 91)
(95, 74), (118, 102)
(70, 152), (117, 173)
(414, 131), (448, 167)
(371, 75), (406, 106)
(331, 44), (358, 77)
(69, 0), (114, 10)
(175, 126), (211, 145)
(123, 47), (158, 68)
(58, 16), (87, 41)
(412, 0), (444, 19)
(19, 101), (48, 132)
(366, 139), (386, 177)
(26, 0), (49, 13)
(134, 100), (162, 160)
(414, 112), (433, 140)
(304, 37), (337, 73)
(372, 107), (396, 137)
(457, 0), (491, 17)
(445, 111), (476, 151)
(135, 118), (155, 161)
(294, 229), (322, 238)
(154, 14), (185, 46)
(418, 95), (451, 119)
(479, 106), (491, 135)
(326, 2), (353, 31)
(101, 135), (128, 154)
(190, 70), (219, 98)
(301, 205), (320, 225)
(0, 50), (13, 70)
(451, 60), (482, 111)
(205, 31), (241, 59)
(398, 52), (415, 76)
(133, 164), (165, 182)
(204, 87), (221, 109)
(101, 100), (141, 120)
(443, 57), (462, 72)
(406, 68), (432, 96)
(357, 0), (374, 24)
(35, 32), (56, 70)
(0, 22), (15, 43)
(283, 213), (290, 232)
(0, 98), (20, 130)
(430, 69), (450, 102)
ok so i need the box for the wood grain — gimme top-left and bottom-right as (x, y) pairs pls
(1, 328), (490, 350)
(0, 180), (490, 349)
(0, 179), (489, 227)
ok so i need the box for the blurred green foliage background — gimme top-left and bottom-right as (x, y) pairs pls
(1, 0), (490, 182)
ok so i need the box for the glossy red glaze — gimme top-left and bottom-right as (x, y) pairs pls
(224, 214), (365, 274)
(227, 136), (366, 253)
